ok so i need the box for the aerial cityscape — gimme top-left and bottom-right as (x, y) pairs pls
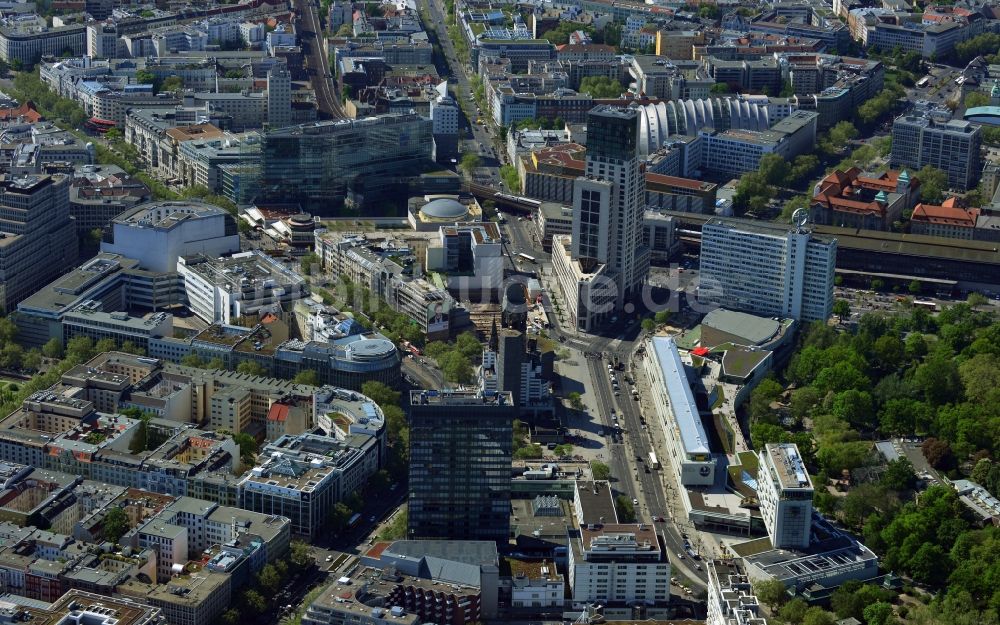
(0, 0), (996, 624)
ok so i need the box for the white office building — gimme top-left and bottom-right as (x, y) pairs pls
(100, 200), (240, 273)
(699, 215), (836, 323)
(758, 443), (813, 549)
(568, 523), (670, 604)
(553, 106), (649, 332)
(641, 336), (715, 486)
(177, 251), (308, 324)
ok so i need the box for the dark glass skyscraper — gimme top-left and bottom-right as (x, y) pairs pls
(407, 390), (515, 542)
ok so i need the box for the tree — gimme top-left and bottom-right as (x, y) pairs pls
(362, 381), (400, 408)
(566, 391), (584, 411)
(654, 310), (671, 325)
(916, 165), (948, 204)
(827, 121), (859, 152)
(641, 318), (656, 333)
(921, 437), (955, 470)
(802, 608), (835, 625)
(102, 507), (130, 544)
(160, 75), (183, 94)
(881, 458), (917, 491)
(41, 337), (63, 359)
(233, 432), (258, 466)
(290, 540), (312, 569)
(328, 501), (353, 531)
(753, 579), (788, 610)
(779, 598), (809, 624)
(460, 152), (481, 177)
(514, 444), (543, 459)
(832, 299), (850, 318)
(499, 164), (520, 192)
(292, 369), (320, 386)
(614, 495), (635, 521)
(257, 563), (281, 594)
(710, 83), (729, 94)
(863, 602), (895, 625)
(236, 360), (266, 376)
(579, 75), (624, 98)
(66, 336), (95, 363)
(591, 461), (611, 480)
(181, 353), (207, 368)
(222, 608), (241, 625)
(758, 153), (791, 186)
(21, 349), (41, 372)
(242, 589), (267, 613)
(300, 252), (320, 276)
(135, 69), (155, 85)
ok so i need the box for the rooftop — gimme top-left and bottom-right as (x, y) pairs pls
(701, 309), (782, 347)
(650, 337), (710, 456)
(764, 443), (813, 491)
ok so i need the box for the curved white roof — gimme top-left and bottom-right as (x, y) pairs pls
(651, 336), (710, 456)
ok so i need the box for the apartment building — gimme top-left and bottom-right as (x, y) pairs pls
(568, 523), (670, 604)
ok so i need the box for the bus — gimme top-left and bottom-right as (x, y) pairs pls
(518, 253), (536, 263)
(913, 299), (938, 311)
(648, 452), (660, 469)
(347, 513), (362, 529)
(916, 76), (931, 88)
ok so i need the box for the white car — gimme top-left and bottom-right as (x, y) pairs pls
(632, 498), (639, 505)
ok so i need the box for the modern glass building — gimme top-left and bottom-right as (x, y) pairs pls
(258, 113), (433, 213)
(407, 390), (515, 542)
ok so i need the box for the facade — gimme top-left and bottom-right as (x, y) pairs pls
(891, 114), (981, 191)
(176, 251), (308, 324)
(699, 217), (837, 323)
(758, 444), (813, 549)
(258, 114), (434, 213)
(69, 165), (151, 235)
(811, 168), (917, 230)
(239, 432), (379, 538)
(408, 390), (515, 542)
(567, 523), (670, 604)
(266, 66), (292, 129)
(0, 24), (86, 64)
(553, 106), (649, 332)
(100, 200), (240, 272)
(0, 174), (78, 314)
(641, 337), (715, 487)
(699, 111), (818, 177)
(910, 198), (978, 239)
(706, 560), (768, 625)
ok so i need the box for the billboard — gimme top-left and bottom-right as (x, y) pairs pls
(427, 299), (451, 334)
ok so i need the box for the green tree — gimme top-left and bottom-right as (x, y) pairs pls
(460, 152), (481, 177)
(290, 540), (312, 569)
(135, 69), (155, 84)
(654, 310), (671, 324)
(499, 164), (520, 191)
(579, 75), (624, 98)
(236, 360), (266, 376)
(614, 495), (636, 521)
(160, 75), (183, 94)
(41, 337), (63, 359)
(181, 353), (207, 368)
(881, 458), (917, 491)
(710, 83), (729, 94)
(300, 252), (321, 276)
(753, 579), (788, 610)
(827, 121), (859, 152)
(863, 602), (895, 625)
(257, 563), (281, 594)
(802, 608), (835, 625)
(591, 461), (611, 480)
(641, 318), (656, 333)
(362, 381), (400, 408)
(328, 501), (353, 531)
(832, 299), (850, 318)
(916, 165), (948, 204)
(242, 589), (267, 613)
(758, 153), (791, 186)
(222, 608), (240, 625)
(514, 444), (543, 459)
(292, 369), (320, 386)
(102, 507), (130, 544)
(779, 598), (809, 624)
(66, 336), (95, 363)
(566, 391), (584, 410)
(233, 432), (258, 466)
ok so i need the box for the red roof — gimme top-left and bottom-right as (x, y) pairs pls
(911, 201), (979, 227)
(267, 403), (289, 422)
(0, 101), (42, 124)
(692, 346), (710, 356)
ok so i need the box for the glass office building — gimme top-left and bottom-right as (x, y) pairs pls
(407, 390), (515, 542)
(258, 113), (433, 213)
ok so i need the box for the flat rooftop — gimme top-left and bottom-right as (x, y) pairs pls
(701, 309), (782, 346)
(650, 337), (710, 456)
(410, 389), (514, 406)
(764, 443), (813, 491)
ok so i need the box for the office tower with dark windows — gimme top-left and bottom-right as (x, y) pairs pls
(407, 390), (515, 542)
(551, 106), (649, 332)
(258, 113), (433, 213)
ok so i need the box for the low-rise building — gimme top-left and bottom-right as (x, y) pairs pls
(811, 168), (918, 230)
(567, 523), (670, 604)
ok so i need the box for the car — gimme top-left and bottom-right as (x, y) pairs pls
(369, 516), (376, 523)
(677, 552), (685, 559)
(325, 555), (333, 562)
(654, 516), (665, 522)
(632, 498), (639, 505)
